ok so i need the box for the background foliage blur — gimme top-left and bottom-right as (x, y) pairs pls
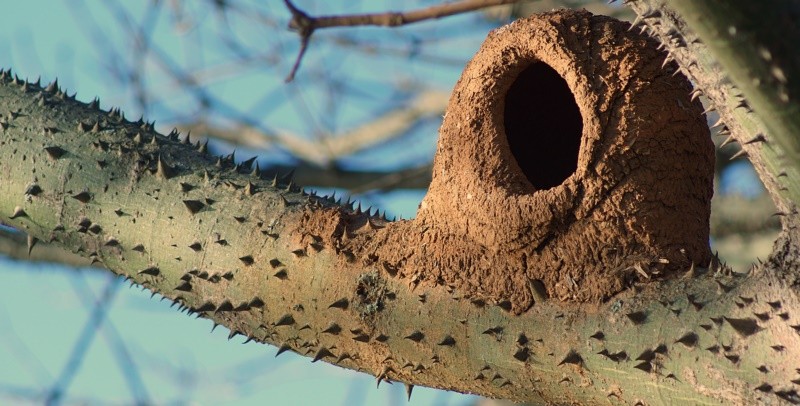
(0, 1), (777, 404)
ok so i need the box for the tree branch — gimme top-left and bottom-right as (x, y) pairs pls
(283, 0), (527, 81)
(2, 25), (799, 403)
(175, 89), (448, 169)
(624, 0), (800, 226)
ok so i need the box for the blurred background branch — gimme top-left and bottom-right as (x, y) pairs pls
(0, 0), (778, 404)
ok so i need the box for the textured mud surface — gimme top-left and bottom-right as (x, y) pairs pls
(305, 10), (714, 313)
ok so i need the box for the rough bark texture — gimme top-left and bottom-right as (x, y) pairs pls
(1, 6), (800, 406)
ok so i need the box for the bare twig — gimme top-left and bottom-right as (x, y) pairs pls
(71, 276), (151, 405)
(349, 163), (433, 194)
(45, 278), (120, 404)
(177, 89), (448, 167)
(282, 0), (526, 81)
(0, 228), (98, 269)
(283, 0), (315, 82)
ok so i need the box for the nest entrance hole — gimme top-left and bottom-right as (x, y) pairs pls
(504, 62), (583, 190)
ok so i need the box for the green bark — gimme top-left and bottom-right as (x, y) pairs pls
(1, 68), (800, 404)
(2, 2), (800, 404)
(627, 0), (800, 221)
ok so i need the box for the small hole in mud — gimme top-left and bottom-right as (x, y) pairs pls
(504, 62), (582, 190)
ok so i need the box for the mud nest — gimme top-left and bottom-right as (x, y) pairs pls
(373, 10), (713, 313)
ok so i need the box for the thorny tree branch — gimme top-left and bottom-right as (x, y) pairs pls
(282, 0), (527, 81)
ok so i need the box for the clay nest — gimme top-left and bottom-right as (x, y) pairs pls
(364, 9), (714, 314)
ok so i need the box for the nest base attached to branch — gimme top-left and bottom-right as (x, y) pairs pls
(371, 10), (714, 313)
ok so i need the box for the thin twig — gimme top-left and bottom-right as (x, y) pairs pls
(44, 277), (120, 404)
(282, 0), (526, 81)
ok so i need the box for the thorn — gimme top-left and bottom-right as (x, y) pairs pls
(322, 322), (341, 335)
(274, 314), (295, 326)
(711, 116), (725, 129)
(730, 149), (748, 161)
(724, 317), (761, 337)
(405, 383), (414, 401)
(376, 366), (395, 388)
(157, 155), (173, 179)
(215, 301), (233, 313)
(44, 146), (67, 160)
(744, 133), (766, 145)
(690, 89), (703, 102)
(720, 134), (736, 148)
(675, 332), (699, 347)
(701, 105), (716, 115)
(628, 15), (642, 31)
(735, 99), (751, 111)
(249, 297), (265, 308)
(513, 347), (530, 362)
(437, 335), (456, 346)
(139, 266), (160, 276)
(558, 350), (583, 366)
(183, 200), (205, 214)
(10, 206), (27, 219)
(71, 191), (92, 203)
(27, 235), (38, 256)
(312, 347), (334, 362)
(404, 331), (424, 342)
(174, 281), (192, 292)
(328, 298), (349, 309)
(275, 343), (292, 357)
(626, 311), (648, 325)
(195, 302), (216, 312)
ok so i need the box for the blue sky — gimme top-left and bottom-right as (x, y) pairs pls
(0, 0), (494, 404)
(0, 1), (768, 404)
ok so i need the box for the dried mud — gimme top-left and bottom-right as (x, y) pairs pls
(305, 9), (714, 314)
